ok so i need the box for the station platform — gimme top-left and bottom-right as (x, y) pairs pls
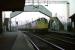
(0, 31), (35, 50)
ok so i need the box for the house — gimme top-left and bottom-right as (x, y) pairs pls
(69, 14), (75, 32)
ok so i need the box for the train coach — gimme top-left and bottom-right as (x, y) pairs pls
(19, 18), (48, 32)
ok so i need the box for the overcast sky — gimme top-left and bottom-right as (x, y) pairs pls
(3, 0), (75, 27)
(55, 0), (75, 16)
(11, 12), (50, 26)
(26, 0), (75, 16)
(25, 0), (75, 24)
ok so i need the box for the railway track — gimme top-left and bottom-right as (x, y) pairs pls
(31, 31), (75, 50)
(23, 32), (65, 50)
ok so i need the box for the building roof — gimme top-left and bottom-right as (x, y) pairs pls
(69, 14), (75, 21)
(69, 14), (75, 19)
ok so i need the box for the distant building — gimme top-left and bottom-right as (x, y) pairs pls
(69, 14), (75, 32)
